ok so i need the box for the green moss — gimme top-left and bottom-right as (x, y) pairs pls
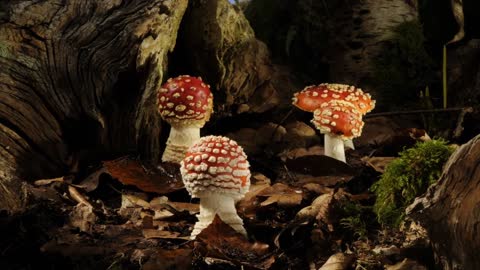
(371, 139), (455, 227)
(372, 20), (436, 110)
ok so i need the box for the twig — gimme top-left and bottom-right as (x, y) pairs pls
(68, 185), (93, 208)
(364, 107), (473, 118)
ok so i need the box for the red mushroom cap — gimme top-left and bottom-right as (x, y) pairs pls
(311, 100), (365, 140)
(292, 83), (375, 114)
(157, 75), (213, 127)
(180, 136), (251, 199)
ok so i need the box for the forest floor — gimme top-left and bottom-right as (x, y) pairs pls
(0, 113), (444, 270)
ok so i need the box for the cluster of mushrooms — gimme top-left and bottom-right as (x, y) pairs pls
(157, 76), (375, 239)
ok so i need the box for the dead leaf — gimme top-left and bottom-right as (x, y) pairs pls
(293, 174), (355, 187)
(318, 252), (355, 270)
(149, 199), (199, 215)
(121, 193), (150, 208)
(257, 183), (303, 207)
(33, 176), (65, 186)
(302, 183), (334, 194)
(295, 193), (334, 224)
(77, 167), (108, 192)
(68, 185), (93, 208)
(278, 145), (324, 161)
(102, 156), (184, 194)
(285, 155), (356, 176)
(142, 229), (186, 240)
(385, 258), (427, 270)
(195, 215), (275, 269)
(361, 156), (396, 173)
(69, 204), (96, 233)
(237, 182), (271, 218)
(142, 248), (193, 270)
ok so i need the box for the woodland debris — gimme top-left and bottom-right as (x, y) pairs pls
(318, 252), (355, 270)
(33, 176), (65, 186)
(68, 185), (93, 208)
(195, 215), (275, 269)
(384, 258), (427, 270)
(257, 183), (303, 207)
(102, 156), (184, 194)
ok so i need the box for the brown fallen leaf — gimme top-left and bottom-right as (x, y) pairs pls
(285, 155), (356, 176)
(295, 193), (334, 223)
(195, 215), (275, 269)
(142, 248), (193, 270)
(302, 183), (334, 194)
(121, 193), (150, 209)
(33, 176), (65, 186)
(236, 182), (271, 218)
(149, 199), (200, 215)
(385, 258), (427, 270)
(142, 229), (188, 240)
(69, 204), (96, 233)
(318, 252), (355, 270)
(68, 185), (93, 208)
(257, 183), (303, 207)
(293, 174), (355, 187)
(278, 145), (324, 162)
(102, 156), (184, 194)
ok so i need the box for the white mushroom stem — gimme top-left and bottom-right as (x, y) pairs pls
(344, 139), (355, 150)
(191, 193), (246, 239)
(162, 125), (200, 163)
(324, 133), (346, 163)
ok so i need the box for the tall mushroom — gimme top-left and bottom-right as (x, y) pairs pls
(311, 100), (364, 162)
(157, 75), (214, 163)
(180, 135), (251, 239)
(292, 83), (375, 154)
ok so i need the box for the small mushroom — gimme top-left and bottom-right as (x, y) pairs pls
(292, 83), (375, 152)
(311, 100), (364, 162)
(157, 75), (214, 163)
(180, 135), (251, 239)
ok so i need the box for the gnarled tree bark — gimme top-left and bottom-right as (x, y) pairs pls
(407, 134), (480, 270)
(0, 0), (280, 213)
(0, 0), (188, 212)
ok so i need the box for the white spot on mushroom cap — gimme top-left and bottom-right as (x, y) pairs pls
(180, 135), (251, 197)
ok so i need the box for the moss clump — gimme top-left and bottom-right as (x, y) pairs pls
(372, 20), (436, 110)
(371, 139), (454, 227)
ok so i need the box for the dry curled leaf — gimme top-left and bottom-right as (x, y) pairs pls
(295, 193), (334, 224)
(195, 215), (275, 269)
(385, 258), (427, 270)
(318, 252), (355, 270)
(257, 183), (303, 207)
(285, 155), (356, 176)
(142, 229), (187, 240)
(142, 248), (193, 270)
(102, 156), (184, 194)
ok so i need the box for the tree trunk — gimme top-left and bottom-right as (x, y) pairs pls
(0, 0), (189, 212)
(0, 0), (280, 213)
(407, 134), (480, 270)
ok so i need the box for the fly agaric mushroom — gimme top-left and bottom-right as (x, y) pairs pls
(157, 75), (214, 163)
(180, 135), (251, 239)
(292, 83), (375, 114)
(311, 100), (365, 162)
(292, 83), (375, 151)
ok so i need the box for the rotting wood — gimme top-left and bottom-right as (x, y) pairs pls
(407, 134), (480, 270)
(0, 0), (188, 212)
